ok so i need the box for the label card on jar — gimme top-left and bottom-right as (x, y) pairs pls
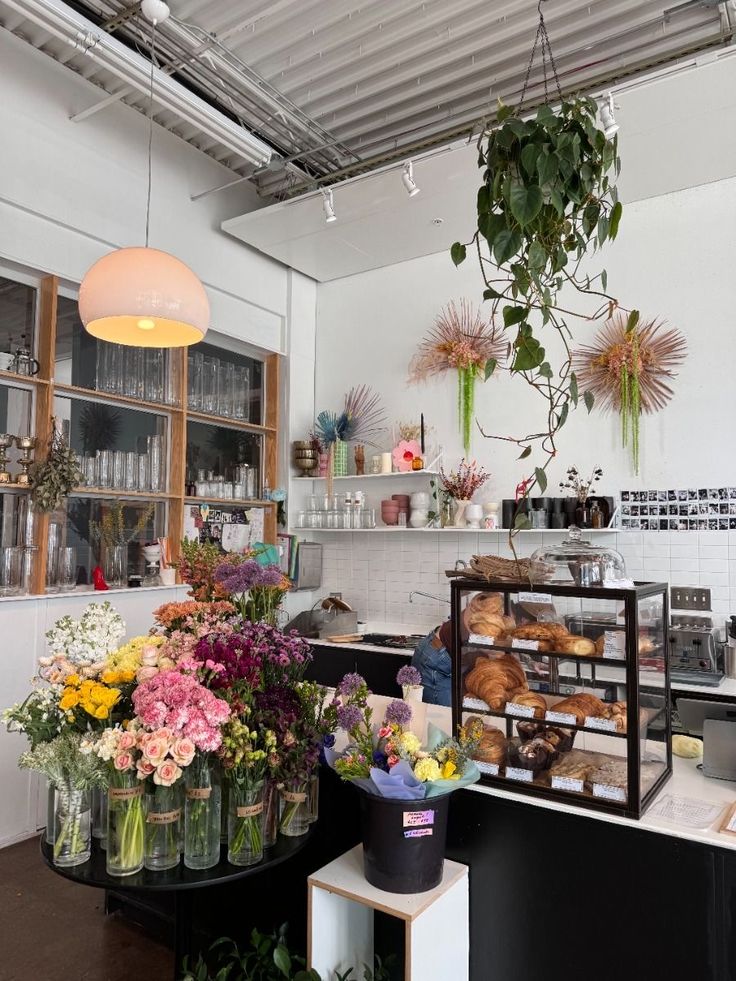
(518, 592), (553, 605)
(584, 716), (618, 732)
(505, 766), (534, 783)
(551, 776), (584, 793)
(506, 702), (535, 718)
(545, 710), (577, 726)
(602, 631), (626, 660)
(476, 761), (499, 776)
(593, 783), (627, 802)
(469, 634), (494, 647)
(512, 638), (539, 652)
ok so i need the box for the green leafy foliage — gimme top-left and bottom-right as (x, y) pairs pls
(29, 423), (84, 513)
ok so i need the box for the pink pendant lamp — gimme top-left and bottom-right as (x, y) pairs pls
(78, 1), (209, 348)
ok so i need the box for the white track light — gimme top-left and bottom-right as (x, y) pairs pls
(322, 188), (337, 223)
(401, 160), (420, 197)
(600, 92), (619, 139)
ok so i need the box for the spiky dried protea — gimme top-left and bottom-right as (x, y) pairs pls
(572, 314), (687, 414)
(408, 299), (506, 382)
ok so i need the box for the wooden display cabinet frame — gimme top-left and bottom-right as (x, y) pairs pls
(0, 274), (281, 595)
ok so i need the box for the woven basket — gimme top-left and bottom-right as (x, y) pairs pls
(447, 554), (552, 584)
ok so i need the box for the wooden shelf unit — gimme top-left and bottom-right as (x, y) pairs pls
(0, 275), (282, 595)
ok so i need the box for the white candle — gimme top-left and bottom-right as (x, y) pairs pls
(381, 452), (393, 474)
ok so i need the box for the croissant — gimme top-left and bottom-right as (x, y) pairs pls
(509, 690), (547, 718)
(557, 635), (596, 656)
(467, 592), (504, 617)
(510, 622), (569, 643)
(466, 612), (509, 639)
(549, 693), (605, 726)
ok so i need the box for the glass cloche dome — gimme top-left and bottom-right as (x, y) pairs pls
(530, 526), (627, 585)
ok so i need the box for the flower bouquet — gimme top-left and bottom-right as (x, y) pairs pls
(396, 665), (424, 703)
(214, 558), (290, 626)
(92, 727), (146, 876)
(324, 673), (480, 893)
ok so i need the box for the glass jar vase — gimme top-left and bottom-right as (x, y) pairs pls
(103, 544), (127, 588)
(107, 772), (145, 876)
(53, 783), (91, 868)
(45, 781), (57, 845)
(262, 778), (279, 849)
(307, 772), (319, 825)
(184, 754), (221, 871)
(278, 778), (310, 838)
(145, 784), (181, 871)
(227, 781), (265, 867)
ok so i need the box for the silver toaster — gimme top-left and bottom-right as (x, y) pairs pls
(669, 614), (723, 686)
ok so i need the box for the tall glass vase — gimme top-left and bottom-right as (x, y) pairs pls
(107, 772), (145, 877)
(184, 754), (221, 870)
(278, 777), (310, 838)
(145, 784), (181, 871)
(228, 780), (265, 867)
(103, 544), (127, 587)
(332, 439), (348, 477)
(307, 771), (319, 825)
(53, 783), (91, 868)
(45, 781), (57, 845)
(263, 778), (279, 848)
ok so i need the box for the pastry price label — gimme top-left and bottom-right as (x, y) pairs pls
(551, 776), (584, 793)
(518, 592), (553, 605)
(506, 766), (534, 783)
(545, 710), (577, 726)
(469, 634), (494, 646)
(463, 696), (490, 711)
(593, 782), (627, 803)
(585, 716), (618, 732)
(512, 638), (539, 652)
(475, 761), (499, 776)
(602, 631), (626, 660)
(506, 701), (535, 718)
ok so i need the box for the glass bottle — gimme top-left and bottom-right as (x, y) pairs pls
(184, 754), (221, 870)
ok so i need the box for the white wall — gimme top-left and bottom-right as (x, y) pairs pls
(0, 29), (287, 352)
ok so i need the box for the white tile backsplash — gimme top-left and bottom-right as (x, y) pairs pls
(308, 531), (736, 622)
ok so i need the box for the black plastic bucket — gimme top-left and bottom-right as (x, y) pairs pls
(358, 790), (450, 894)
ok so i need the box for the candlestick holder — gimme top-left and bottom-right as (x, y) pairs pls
(0, 433), (14, 485)
(15, 435), (37, 486)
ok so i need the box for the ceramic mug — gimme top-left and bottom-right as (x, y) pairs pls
(465, 504), (483, 528)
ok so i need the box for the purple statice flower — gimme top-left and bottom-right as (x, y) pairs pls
(336, 673), (367, 697)
(336, 703), (363, 732)
(396, 665), (422, 687)
(384, 699), (413, 728)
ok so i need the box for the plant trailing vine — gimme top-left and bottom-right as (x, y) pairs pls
(450, 0), (624, 547)
(29, 421), (83, 513)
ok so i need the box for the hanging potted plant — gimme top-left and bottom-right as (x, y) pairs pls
(450, 1), (624, 552)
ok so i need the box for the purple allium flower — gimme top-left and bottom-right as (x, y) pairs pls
(337, 704), (363, 732)
(384, 699), (413, 728)
(396, 665), (422, 687)
(336, 672), (367, 697)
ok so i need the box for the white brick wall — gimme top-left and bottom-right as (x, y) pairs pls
(308, 530), (736, 628)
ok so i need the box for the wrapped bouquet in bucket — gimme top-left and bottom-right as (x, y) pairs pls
(324, 673), (481, 894)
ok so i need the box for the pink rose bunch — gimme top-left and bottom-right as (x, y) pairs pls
(137, 729), (195, 786)
(132, 669), (231, 752)
(135, 643), (176, 683)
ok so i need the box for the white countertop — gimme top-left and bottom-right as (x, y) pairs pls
(309, 620), (435, 656)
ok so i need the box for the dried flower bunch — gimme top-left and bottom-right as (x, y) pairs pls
(90, 501), (155, 549)
(409, 299), (506, 453)
(30, 422), (84, 513)
(559, 466), (603, 504)
(314, 384), (386, 448)
(573, 311), (687, 473)
(440, 458), (490, 501)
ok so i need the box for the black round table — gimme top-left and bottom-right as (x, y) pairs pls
(41, 834), (312, 978)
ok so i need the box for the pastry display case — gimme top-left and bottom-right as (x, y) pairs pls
(451, 578), (671, 818)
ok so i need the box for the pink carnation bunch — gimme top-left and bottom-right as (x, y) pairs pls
(132, 669), (231, 752)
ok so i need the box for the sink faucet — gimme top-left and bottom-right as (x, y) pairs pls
(409, 590), (451, 605)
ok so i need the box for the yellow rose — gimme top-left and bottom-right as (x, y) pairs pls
(441, 760), (457, 779)
(59, 690), (79, 711)
(413, 758), (441, 782)
(66, 674), (80, 687)
(400, 732), (421, 755)
(94, 706), (109, 719)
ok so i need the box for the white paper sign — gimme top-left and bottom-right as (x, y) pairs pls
(602, 631), (626, 660)
(602, 578), (636, 589)
(476, 761), (499, 776)
(505, 702), (535, 718)
(463, 696), (490, 711)
(512, 638), (539, 652)
(593, 783), (627, 802)
(545, 710), (577, 726)
(468, 634), (494, 646)
(518, 592), (553, 605)
(584, 716), (618, 732)
(551, 776), (584, 793)
(506, 766), (534, 783)
(649, 794), (725, 830)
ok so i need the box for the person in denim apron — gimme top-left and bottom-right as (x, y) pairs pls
(411, 620), (454, 706)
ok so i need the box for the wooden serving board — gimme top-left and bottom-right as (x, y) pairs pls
(322, 633), (364, 644)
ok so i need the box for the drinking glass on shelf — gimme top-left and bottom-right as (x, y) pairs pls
(125, 452), (138, 491)
(147, 435), (163, 493)
(218, 362), (234, 418)
(45, 526), (61, 593)
(188, 352), (203, 411)
(108, 343), (125, 395)
(0, 547), (23, 597)
(95, 342), (109, 393)
(203, 357), (219, 414)
(113, 450), (125, 490)
(83, 455), (97, 488)
(58, 547), (76, 591)
(144, 350), (164, 404)
(96, 450), (112, 489)
(296, 510), (307, 529)
(124, 348), (144, 399)
(137, 453), (150, 492)
(233, 366), (249, 420)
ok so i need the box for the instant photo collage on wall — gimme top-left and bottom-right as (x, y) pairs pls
(619, 488), (736, 531)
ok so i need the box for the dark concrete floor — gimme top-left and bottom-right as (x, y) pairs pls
(0, 836), (172, 981)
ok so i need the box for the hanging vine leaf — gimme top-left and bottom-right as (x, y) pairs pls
(534, 467), (548, 493)
(484, 358), (498, 380)
(609, 200), (623, 240)
(584, 391), (595, 413)
(510, 183), (543, 227)
(518, 445), (532, 459)
(450, 242), (467, 266)
(512, 330), (545, 372)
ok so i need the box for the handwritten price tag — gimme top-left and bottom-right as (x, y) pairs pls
(545, 710), (577, 726)
(512, 638), (539, 652)
(551, 776), (584, 793)
(585, 716), (618, 732)
(463, 696), (490, 711)
(518, 592), (553, 605)
(404, 809), (435, 828)
(505, 766), (534, 783)
(506, 702), (535, 718)
(476, 761), (499, 776)
(469, 633), (494, 646)
(602, 631), (626, 660)
(593, 783), (627, 803)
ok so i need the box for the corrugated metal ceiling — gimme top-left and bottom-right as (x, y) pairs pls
(1, 0), (733, 196)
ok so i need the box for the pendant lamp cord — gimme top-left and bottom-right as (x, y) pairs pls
(145, 19), (157, 248)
